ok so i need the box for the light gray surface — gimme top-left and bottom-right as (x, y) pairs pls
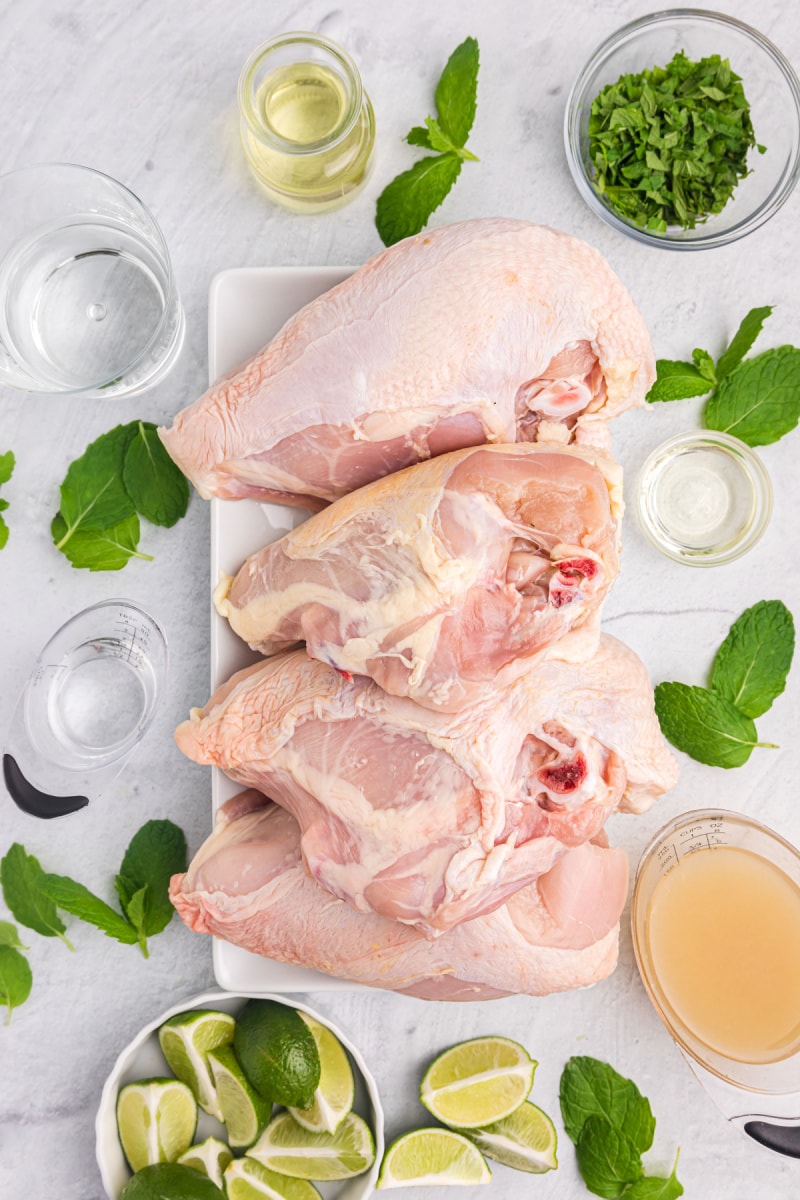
(1, 1), (799, 1197)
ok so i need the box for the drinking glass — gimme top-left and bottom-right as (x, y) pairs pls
(0, 164), (184, 397)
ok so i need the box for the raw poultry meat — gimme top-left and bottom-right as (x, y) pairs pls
(170, 792), (629, 1000)
(159, 218), (655, 507)
(216, 443), (622, 711)
(174, 637), (677, 937)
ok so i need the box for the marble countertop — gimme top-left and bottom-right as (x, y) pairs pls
(2, 1), (799, 1197)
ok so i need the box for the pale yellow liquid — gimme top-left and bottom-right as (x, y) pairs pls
(648, 847), (800, 1064)
(241, 62), (374, 211)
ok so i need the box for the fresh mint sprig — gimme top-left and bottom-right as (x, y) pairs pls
(646, 305), (800, 446)
(560, 1057), (682, 1199)
(655, 599), (795, 768)
(376, 37), (480, 247)
(52, 420), (190, 572)
(0, 450), (15, 550)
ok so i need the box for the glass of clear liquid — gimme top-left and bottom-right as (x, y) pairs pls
(0, 163), (184, 397)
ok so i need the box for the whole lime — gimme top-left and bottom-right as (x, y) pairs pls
(120, 1161), (225, 1199)
(234, 1000), (321, 1108)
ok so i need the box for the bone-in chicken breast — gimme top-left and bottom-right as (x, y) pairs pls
(174, 637), (677, 937)
(171, 792), (629, 1000)
(160, 219), (654, 507)
(216, 443), (622, 711)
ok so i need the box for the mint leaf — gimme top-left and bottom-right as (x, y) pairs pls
(376, 154), (462, 247)
(55, 423), (136, 546)
(576, 1115), (643, 1198)
(716, 306), (772, 380)
(51, 511), (151, 572)
(407, 125), (433, 149)
(434, 36), (479, 148)
(0, 945), (32, 1024)
(646, 360), (712, 403)
(123, 421), (190, 528)
(423, 117), (479, 161)
(710, 600), (795, 718)
(691, 348), (716, 384)
(116, 819), (187, 941)
(560, 1057), (655, 1153)
(705, 346), (800, 445)
(0, 844), (73, 948)
(0, 515), (8, 552)
(623, 1153), (683, 1199)
(121, 885), (150, 956)
(38, 874), (138, 946)
(654, 682), (772, 767)
(0, 921), (27, 951)
(0, 451), (14, 486)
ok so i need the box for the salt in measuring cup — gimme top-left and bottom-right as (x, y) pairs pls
(3, 599), (167, 817)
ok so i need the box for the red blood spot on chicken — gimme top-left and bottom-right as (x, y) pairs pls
(538, 754), (587, 793)
(559, 558), (599, 580)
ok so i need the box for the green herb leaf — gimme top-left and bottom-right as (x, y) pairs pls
(654, 682), (772, 767)
(710, 600), (795, 718)
(560, 1057), (655, 1154)
(576, 1115), (643, 1199)
(716, 306), (773, 380)
(622, 1152), (683, 1199)
(423, 117), (479, 161)
(123, 421), (190, 528)
(434, 35), (479, 148)
(38, 874), (138, 946)
(646, 360), (712, 403)
(704, 346), (800, 445)
(691, 348), (716, 384)
(0, 451), (14, 486)
(0, 844), (73, 948)
(55, 423), (136, 548)
(116, 819), (187, 941)
(51, 511), (151, 572)
(0, 515), (8, 552)
(376, 154), (463, 247)
(407, 125), (433, 149)
(0, 921), (27, 951)
(121, 884), (151, 957)
(0, 945), (32, 1025)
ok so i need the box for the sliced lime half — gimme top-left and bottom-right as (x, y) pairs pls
(377, 1128), (491, 1189)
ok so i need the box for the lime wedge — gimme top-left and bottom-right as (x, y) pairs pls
(208, 1044), (272, 1148)
(116, 1078), (197, 1172)
(158, 1009), (235, 1120)
(178, 1136), (233, 1187)
(288, 1014), (355, 1134)
(247, 1111), (375, 1180)
(377, 1128), (491, 1189)
(234, 1000), (320, 1108)
(465, 1101), (558, 1173)
(420, 1037), (535, 1129)
(120, 1162), (225, 1199)
(225, 1158), (322, 1200)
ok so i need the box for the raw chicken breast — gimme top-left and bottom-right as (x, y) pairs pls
(216, 443), (622, 711)
(160, 219), (654, 507)
(174, 637), (677, 936)
(171, 792), (629, 1000)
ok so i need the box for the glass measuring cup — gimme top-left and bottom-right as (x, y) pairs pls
(3, 600), (167, 816)
(632, 810), (800, 1156)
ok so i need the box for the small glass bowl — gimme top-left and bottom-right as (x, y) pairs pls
(564, 9), (800, 248)
(635, 430), (773, 566)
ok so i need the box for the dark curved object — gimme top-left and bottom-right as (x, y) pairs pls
(2, 754), (89, 819)
(744, 1120), (800, 1158)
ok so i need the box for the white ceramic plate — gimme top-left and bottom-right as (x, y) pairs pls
(95, 989), (384, 1200)
(208, 267), (362, 993)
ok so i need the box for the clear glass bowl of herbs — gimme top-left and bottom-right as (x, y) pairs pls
(564, 10), (800, 248)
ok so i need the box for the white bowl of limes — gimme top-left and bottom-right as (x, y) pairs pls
(95, 990), (384, 1200)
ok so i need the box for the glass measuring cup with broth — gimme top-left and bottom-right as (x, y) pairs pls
(632, 810), (800, 1155)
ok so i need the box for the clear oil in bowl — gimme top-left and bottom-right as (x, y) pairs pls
(239, 33), (375, 213)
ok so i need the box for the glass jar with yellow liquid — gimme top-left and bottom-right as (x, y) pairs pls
(238, 32), (376, 212)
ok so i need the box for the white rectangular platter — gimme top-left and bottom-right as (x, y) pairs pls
(208, 266), (358, 992)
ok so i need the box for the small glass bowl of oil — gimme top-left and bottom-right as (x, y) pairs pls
(238, 31), (376, 213)
(635, 430), (773, 566)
